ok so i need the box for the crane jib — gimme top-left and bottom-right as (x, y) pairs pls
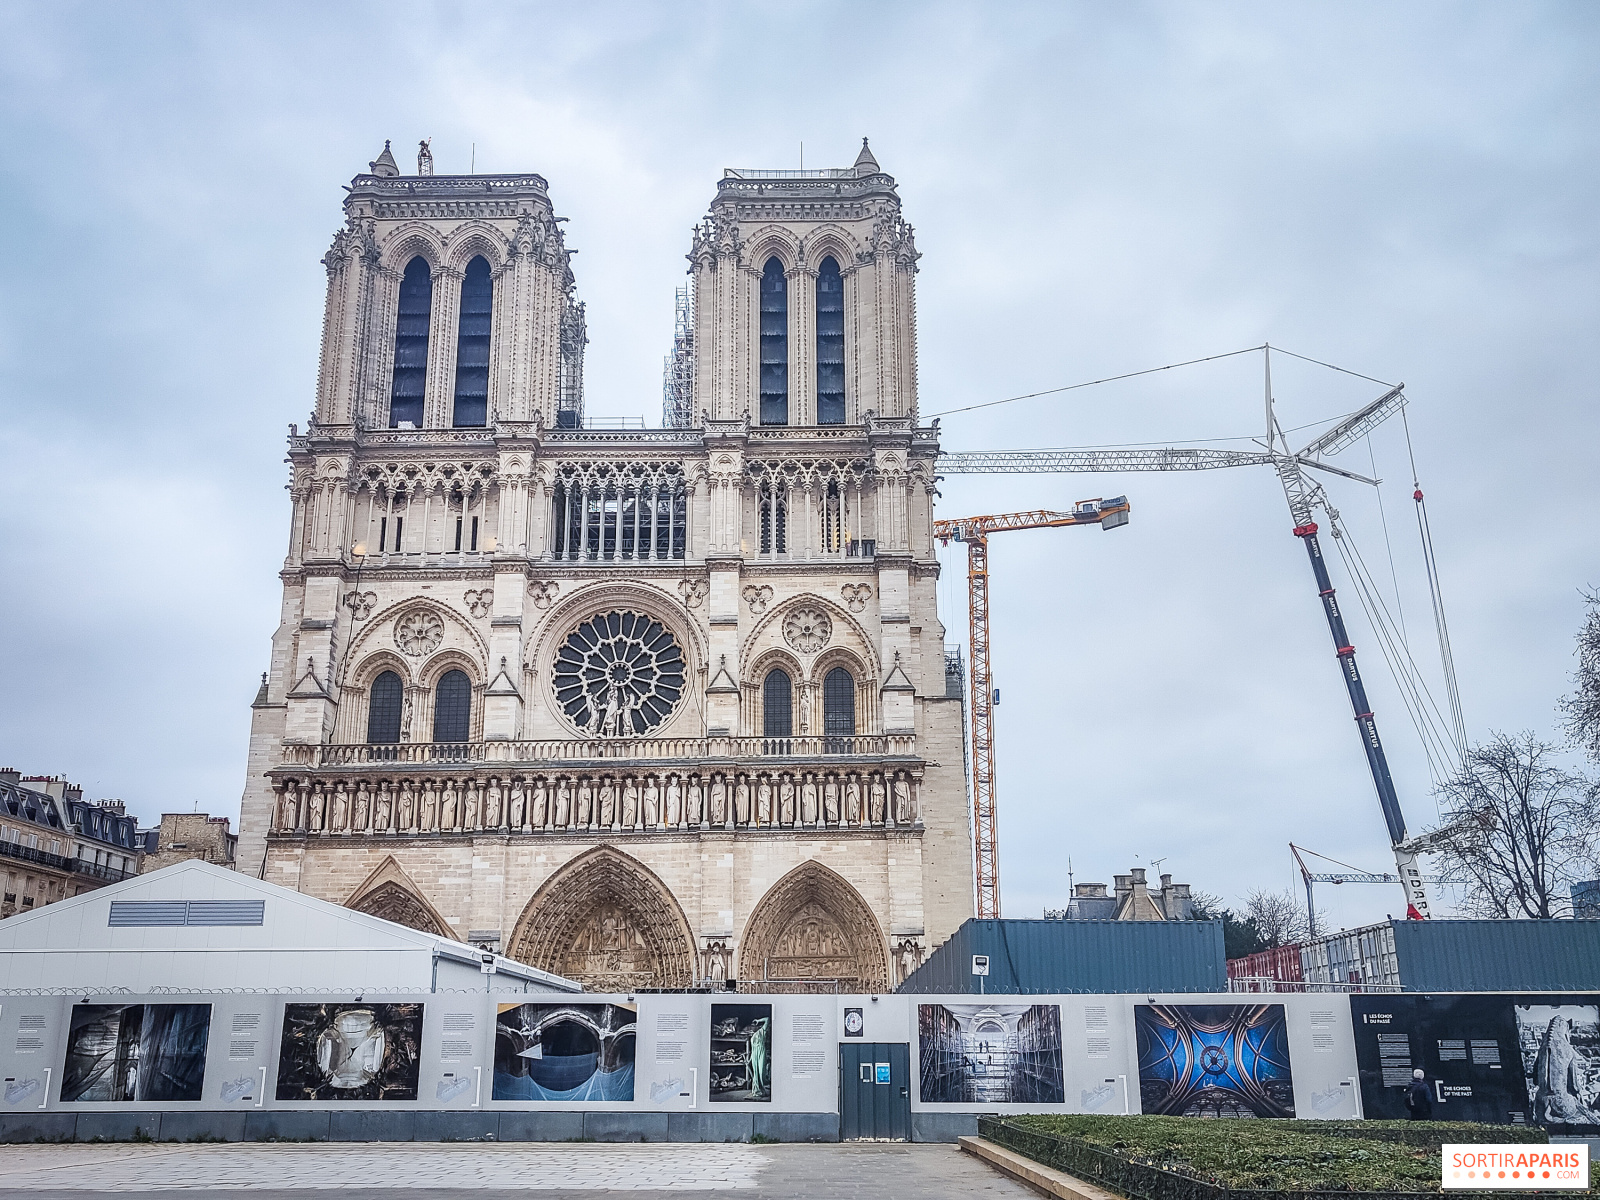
(1296, 526), (1410, 848)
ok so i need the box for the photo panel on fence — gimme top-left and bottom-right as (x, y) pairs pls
(61, 1003), (212, 1103)
(918, 1003), (1065, 1105)
(1351, 994), (1600, 1131)
(275, 1002), (423, 1102)
(710, 1003), (771, 1103)
(493, 1002), (637, 1102)
(1135, 1003), (1295, 1118)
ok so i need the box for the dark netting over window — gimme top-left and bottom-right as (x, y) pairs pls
(367, 671), (403, 743)
(390, 256), (432, 428)
(759, 257), (788, 426)
(552, 611), (685, 736)
(452, 255), (492, 427)
(823, 667), (856, 738)
(763, 669), (793, 738)
(816, 256), (845, 425)
(433, 669), (472, 743)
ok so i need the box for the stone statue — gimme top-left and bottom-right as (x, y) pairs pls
(332, 786), (350, 832)
(800, 774), (818, 825)
(868, 774), (886, 824)
(554, 777), (572, 827)
(843, 774), (858, 825)
(508, 780), (524, 830)
(756, 776), (772, 826)
(709, 774), (727, 825)
(395, 784), (413, 831)
(353, 788), (370, 832)
(665, 775), (682, 827)
(577, 777), (594, 827)
(420, 781), (437, 831)
(623, 777), (640, 828)
(485, 780), (502, 829)
(465, 782), (481, 830)
(441, 781), (459, 831)
(779, 774), (796, 826)
(309, 786), (327, 832)
(643, 776), (660, 827)
(1533, 1015), (1600, 1125)
(531, 778), (549, 829)
(599, 778), (616, 827)
(734, 774), (751, 825)
(892, 773), (912, 824)
(686, 775), (704, 826)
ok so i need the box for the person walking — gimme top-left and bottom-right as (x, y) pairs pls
(1405, 1067), (1433, 1120)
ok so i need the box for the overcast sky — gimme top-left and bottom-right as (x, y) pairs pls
(1, 2), (1595, 930)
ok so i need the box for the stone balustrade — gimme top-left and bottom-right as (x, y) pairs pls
(279, 733), (916, 768)
(266, 764), (921, 838)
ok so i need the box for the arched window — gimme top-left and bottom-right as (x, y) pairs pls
(433, 669), (472, 743)
(390, 256), (432, 428)
(367, 671), (403, 744)
(763, 669), (793, 738)
(816, 256), (845, 425)
(452, 255), (492, 427)
(823, 667), (856, 745)
(759, 257), (788, 426)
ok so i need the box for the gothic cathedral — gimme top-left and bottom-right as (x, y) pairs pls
(239, 139), (973, 991)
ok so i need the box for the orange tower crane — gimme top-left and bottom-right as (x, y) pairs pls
(934, 497), (1131, 918)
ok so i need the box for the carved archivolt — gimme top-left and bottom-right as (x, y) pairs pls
(507, 847), (696, 991)
(345, 857), (450, 937)
(737, 861), (890, 993)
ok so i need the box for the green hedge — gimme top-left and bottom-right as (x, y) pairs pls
(981, 1115), (1574, 1200)
(1309, 1121), (1548, 1150)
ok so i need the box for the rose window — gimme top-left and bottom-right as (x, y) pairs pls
(394, 609), (444, 657)
(553, 611), (686, 736)
(782, 607), (832, 654)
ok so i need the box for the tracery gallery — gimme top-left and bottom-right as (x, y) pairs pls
(241, 140), (972, 993)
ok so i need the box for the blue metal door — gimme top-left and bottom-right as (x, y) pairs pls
(839, 1042), (911, 1140)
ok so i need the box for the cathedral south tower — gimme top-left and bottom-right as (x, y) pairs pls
(240, 139), (974, 991)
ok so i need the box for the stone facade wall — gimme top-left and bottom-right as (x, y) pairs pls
(241, 145), (974, 992)
(141, 814), (237, 873)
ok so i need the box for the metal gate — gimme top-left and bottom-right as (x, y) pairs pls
(839, 1042), (911, 1141)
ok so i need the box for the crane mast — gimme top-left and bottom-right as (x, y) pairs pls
(934, 369), (1435, 919)
(934, 501), (1131, 919)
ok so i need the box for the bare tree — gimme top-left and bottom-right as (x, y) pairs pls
(1427, 732), (1599, 919)
(1243, 888), (1308, 947)
(1560, 589), (1600, 765)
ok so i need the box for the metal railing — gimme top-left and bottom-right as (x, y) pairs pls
(0, 839), (70, 871)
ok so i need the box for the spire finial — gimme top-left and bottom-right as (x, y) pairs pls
(853, 137), (880, 176)
(369, 140), (400, 178)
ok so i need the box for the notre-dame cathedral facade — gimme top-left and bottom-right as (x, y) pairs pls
(239, 138), (972, 992)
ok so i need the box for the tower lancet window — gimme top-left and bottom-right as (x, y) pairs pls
(433, 669), (472, 743)
(367, 671), (403, 744)
(390, 256), (433, 429)
(763, 669), (793, 739)
(816, 256), (845, 425)
(759, 482), (787, 556)
(823, 667), (856, 746)
(452, 256), (493, 428)
(759, 257), (788, 426)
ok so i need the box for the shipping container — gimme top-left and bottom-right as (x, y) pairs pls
(896, 918), (1226, 995)
(1299, 922), (1400, 989)
(1391, 918), (1600, 992)
(1227, 943), (1305, 992)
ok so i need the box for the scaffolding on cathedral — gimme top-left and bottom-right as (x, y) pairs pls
(662, 284), (695, 428)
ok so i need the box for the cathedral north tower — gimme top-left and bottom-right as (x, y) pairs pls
(240, 140), (972, 992)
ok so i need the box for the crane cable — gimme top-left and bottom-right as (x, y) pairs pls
(1402, 407), (1469, 769)
(1328, 519), (1461, 784)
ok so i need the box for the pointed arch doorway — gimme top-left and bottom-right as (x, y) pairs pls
(507, 847), (697, 991)
(739, 862), (891, 992)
